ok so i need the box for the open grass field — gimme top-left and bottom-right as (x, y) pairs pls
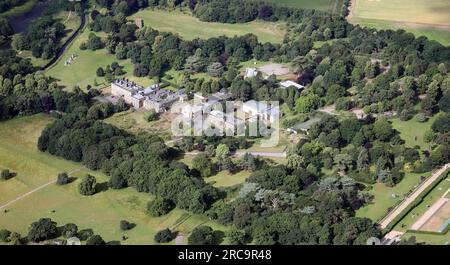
(207, 170), (251, 188)
(390, 113), (438, 150)
(258, 0), (343, 13)
(130, 10), (286, 44)
(0, 115), (228, 244)
(348, 0), (450, 46)
(356, 172), (431, 222)
(46, 25), (135, 90)
(179, 156), (251, 189)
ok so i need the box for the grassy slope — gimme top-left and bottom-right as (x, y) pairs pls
(0, 115), (227, 244)
(130, 10), (286, 44)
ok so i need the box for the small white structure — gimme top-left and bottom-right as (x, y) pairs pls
(64, 54), (78, 66)
(280, 80), (304, 91)
(244, 68), (259, 79)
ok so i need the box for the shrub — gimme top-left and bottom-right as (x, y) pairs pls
(0, 229), (11, 242)
(187, 226), (216, 245)
(56, 172), (69, 185)
(61, 223), (78, 238)
(226, 227), (246, 245)
(78, 175), (97, 196)
(145, 111), (159, 122)
(77, 229), (94, 241)
(27, 218), (58, 242)
(154, 228), (175, 243)
(416, 113), (428, 123)
(96, 67), (105, 77)
(1, 169), (11, 180)
(86, 235), (105, 245)
(120, 220), (133, 231)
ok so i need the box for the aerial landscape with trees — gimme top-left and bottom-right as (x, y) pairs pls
(0, 0), (449, 247)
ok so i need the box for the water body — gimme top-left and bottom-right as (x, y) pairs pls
(10, 1), (49, 33)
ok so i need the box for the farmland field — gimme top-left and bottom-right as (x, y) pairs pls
(130, 10), (286, 43)
(348, 0), (450, 46)
(258, 0), (343, 13)
(0, 115), (227, 244)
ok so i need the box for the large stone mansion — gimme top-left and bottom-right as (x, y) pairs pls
(111, 79), (187, 113)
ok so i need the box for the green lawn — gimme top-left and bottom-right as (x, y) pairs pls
(206, 170), (251, 188)
(180, 155), (251, 189)
(0, 115), (228, 244)
(349, 0), (450, 46)
(130, 10), (286, 44)
(104, 110), (173, 139)
(402, 231), (450, 245)
(390, 113), (438, 150)
(258, 0), (342, 13)
(46, 25), (135, 90)
(356, 172), (431, 222)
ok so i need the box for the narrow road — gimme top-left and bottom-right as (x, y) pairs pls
(378, 163), (450, 229)
(0, 168), (82, 211)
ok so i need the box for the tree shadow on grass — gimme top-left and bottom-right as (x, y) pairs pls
(96, 182), (109, 193)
